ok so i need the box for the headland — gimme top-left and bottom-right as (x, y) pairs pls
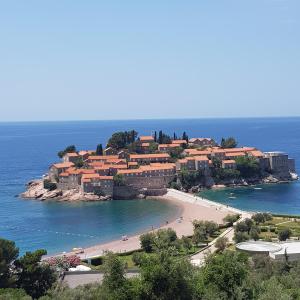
(21, 131), (297, 202)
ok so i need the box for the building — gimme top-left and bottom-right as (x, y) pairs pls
(129, 153), (170, 164)
(81, 174), (114, 196)
(158, 144), (180, 152)
(171, 140), (187, 147)
(189, 138), (215, 147)
(87, 155), (119, 164)
(264, 152), (295, 173)
(62, 152), (80, 163)
(103, 147), (117, 156)
(222, 160), (236, 169)
(117, 163), (176, 190)
(138, 135), (154, 143)
(225, 152), (246, 159)
(49, 162), (75, 182)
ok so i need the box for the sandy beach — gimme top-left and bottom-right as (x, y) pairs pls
(59, 189), (245, 260)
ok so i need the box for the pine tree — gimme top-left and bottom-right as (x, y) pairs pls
(96, 144), (103, 155)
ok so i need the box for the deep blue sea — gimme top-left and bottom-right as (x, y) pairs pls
(0, 118), (299, 254)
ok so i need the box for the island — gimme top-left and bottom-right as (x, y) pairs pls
(21, 130), (298, 201)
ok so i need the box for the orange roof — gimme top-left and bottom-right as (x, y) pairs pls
(178, 159), (188, 163)
(128, 162), (138, 166)
(194, 156), (209, 161)
(65, 152), (79, 157)
(78, 150), (88, 156)
(171, 140), (187, 144)
(52, 162), (74, 169)
(158, 144), (179, 148)
(225, 152), (246, 157)
(109, 165), (128, 170)
(139, 136), (154, 141)
(141, 143), (150, 147)
(88, 155), (119, 161)
(249, 150), (264, 157)
(99, 176), (113, 180)
(118, 169), (143, 175)
(189, 138), (213, 142)
(59, 172), (69, 177)
(222, 147), (256, 153)
(223, 160), (236, 164)
(130, 153), (170, 159)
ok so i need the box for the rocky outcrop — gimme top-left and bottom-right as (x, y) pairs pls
(20, 179), (111, 202)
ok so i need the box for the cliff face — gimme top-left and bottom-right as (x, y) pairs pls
(20, 179), (111, 201)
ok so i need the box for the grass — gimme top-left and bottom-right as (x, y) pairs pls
(257, 216), (300, 241)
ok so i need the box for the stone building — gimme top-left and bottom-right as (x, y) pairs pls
(49, 162), (74, 182)
(129, 153), (170, 164)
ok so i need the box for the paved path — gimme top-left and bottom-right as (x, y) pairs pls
(63, 272), (139, 288)
(190, 210), (252, 266)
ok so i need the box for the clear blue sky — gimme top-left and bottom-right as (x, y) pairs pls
(0, 0), (299, 121)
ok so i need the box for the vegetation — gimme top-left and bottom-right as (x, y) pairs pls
(278, 229), (292, 241)
(96, 143), (103, 155)
(113, 173), (125, 186)
(215, 236), (229, 252)
(107, 130), (138, 150)
(177, 169), (204, 190)
(235, 156), (260, 178)
(157, 130), (171, 144)
(0, 238), (56, 299)
(223, 214), (240, 226)
(43, 179), (57, 191)
(57, 145), (76, 158)
(220, 137), (237, 148)
(192, 220), (219, 245)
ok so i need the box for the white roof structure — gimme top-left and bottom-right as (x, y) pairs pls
(269, 242), (300, 261)
(236, 241), (282, 254)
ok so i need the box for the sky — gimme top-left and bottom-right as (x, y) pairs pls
(0, 0), (299, 121)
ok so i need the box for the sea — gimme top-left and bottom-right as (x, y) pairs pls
(0, 117), (299, 255)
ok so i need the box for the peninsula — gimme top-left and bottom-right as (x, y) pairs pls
(21, 130), (297, 201)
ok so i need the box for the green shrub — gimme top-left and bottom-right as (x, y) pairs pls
(90, 256), (103, 266)
(43, 179), (57, 191)
(260, 227), (268, 232)
(270, 227), (276, 232)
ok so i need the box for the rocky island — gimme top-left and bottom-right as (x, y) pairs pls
(21, 130), (298, 201)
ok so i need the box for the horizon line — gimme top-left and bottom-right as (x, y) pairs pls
(0, 115), (300, 124)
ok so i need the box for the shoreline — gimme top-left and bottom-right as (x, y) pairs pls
(52, 189), (247, 260)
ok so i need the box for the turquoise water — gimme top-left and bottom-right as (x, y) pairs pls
(200, 183), (300, 215)
(0, 118), (299, 254)
(1, 198), (179, 255)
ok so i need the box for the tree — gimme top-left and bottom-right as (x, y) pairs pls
(192, 220), (219, 244)
(107, 130), (138, 150)
(278, 229), (292, 241)
(0, 238), (19, 287)
(182, 131), (189, 142)
(250, 226), (261, 241)
(215, 236), (229, 252)
(154, 131), (157, 142)
(113, 174), (125, 186)
(220, 137), (237, 148)
(252, 213), (266, 224)
(96, 144), (103, 155)
(140, 232), (155, 253)
(181, 236), (193, 253)
(234, 231), (249, 243)
(202, 251), (249, 299)
(139, 250), (194, 300)
(57, 145), (76, 158)
(15, 249), (56, 299)
(102, 253), (126, 291)
(223, 214), (240, 226)
(236, 156), (260, 178)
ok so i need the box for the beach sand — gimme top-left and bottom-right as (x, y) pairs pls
(61, 190), (243, 260)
